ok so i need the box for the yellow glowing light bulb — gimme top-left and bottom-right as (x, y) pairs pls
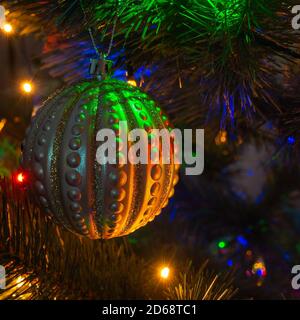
(215, 130), (228, 146)
(0, 118), (7, 133)
(220, 131), (227, 143)
(127, 79), (137, 87)
(3, 23), (12, 33)
(254, 262), (264, 270)
(160, 266), (170, 279)
(21, 82), (33, 94)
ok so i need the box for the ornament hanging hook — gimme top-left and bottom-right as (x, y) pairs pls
(79, 0), (118, 79)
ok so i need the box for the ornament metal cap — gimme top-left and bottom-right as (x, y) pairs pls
(89, 55), (113, 80)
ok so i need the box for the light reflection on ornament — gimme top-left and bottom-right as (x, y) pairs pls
(0, 5), (5, 28)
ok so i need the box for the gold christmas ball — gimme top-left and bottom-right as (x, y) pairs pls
(21, 79), (179, 239)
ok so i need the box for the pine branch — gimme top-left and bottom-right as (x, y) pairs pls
(254, 31), (300, 60)
(0, 178), (152, 299)
(4, 0), (300, 146)
(0, 177), (237, 300)
(165, 261), (237, 300)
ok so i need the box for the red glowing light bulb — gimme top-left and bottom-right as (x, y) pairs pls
(16, 173), (25, 183)
(14, 171), (27, 185)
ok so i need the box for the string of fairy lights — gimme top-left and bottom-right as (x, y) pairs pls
(0, 4), (34, 97)
(0, 3), (141, 99)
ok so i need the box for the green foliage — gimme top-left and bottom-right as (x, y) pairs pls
(4, 0), (300, 129)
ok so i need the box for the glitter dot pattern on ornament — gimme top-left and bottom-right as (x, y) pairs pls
(21, 79), (180, 239)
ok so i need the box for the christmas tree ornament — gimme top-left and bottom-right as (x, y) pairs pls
(21, 75), (180, 239)
(0, 5), (5, 28)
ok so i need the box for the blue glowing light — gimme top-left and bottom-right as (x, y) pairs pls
(227, 259), (233, 267)
(246, 169), (254, 177)
(255, 191), (265, 205)
(237, 235), (248, 247)
(256, 269), (263, 277)
(287, 136), (296, 145)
